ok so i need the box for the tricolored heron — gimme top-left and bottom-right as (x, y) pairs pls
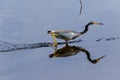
(48, 21), (103, 47)
(49, 44), (105, 64)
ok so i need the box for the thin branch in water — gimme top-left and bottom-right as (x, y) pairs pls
(79, 0), (82, 16)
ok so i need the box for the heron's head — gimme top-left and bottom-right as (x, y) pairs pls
(91, 59), (100, 64)
(88, 21), (103, 25)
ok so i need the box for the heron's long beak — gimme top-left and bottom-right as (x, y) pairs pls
(95, 55), (106, 63)
(94, 22), (103, 25)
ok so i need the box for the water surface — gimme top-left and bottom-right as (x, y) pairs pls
(0, 0), (120, 80)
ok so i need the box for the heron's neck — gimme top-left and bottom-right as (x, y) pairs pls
(85, 50), (94, 63)
(80, 48), (95, 64)
(80, 23), (92, 35)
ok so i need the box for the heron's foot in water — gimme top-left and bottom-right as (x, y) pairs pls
(52, 43), (58, 51)
(52, 43), (58, 47)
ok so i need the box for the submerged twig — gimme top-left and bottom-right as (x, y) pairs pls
(79, 0), (82, 16)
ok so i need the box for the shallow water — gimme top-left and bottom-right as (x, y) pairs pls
(0, 0), (120, 80)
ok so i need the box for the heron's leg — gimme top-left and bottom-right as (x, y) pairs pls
(51, 33), (58, 50)
(65, 40), (69, 46)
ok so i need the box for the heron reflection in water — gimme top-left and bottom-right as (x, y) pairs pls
(49, 44), (105, 64)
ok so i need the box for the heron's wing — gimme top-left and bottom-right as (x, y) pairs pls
(55, 31), (80, 40)
(54, 30), (78, 33)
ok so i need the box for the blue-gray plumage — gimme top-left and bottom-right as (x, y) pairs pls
(48, 21), (103, 46)
(49, 30), (80, 40)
